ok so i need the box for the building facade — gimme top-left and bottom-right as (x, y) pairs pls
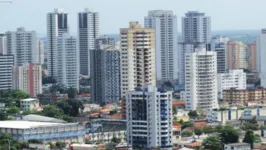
(0, 34), (7, 55)
(184, 48), (218, 110)
(182, 11), (211, 43)
(37, 40), (45, 64)
(226, 41), (247, 70)
(120, 22), (156, 97)
(0, 121), (85, 143)
(179, 11), (211, 84)
(12, 63), (42, 97)
(247, 43), (257, 72)
(217, 70), (246, 99)
(95, 35), (115, 49)
(126, 86), (172, 149)
(90, 47), (120, 104)
(20, 98), (40, 111)
(144, 10), (178, 82)
(223, 89), (249, 105)
(0, 55), (14, 90)
(211, 36), (229, 73)
(47, 8), (69, 79)
(57, 35), (79, 90)
(257, 29), (266, 87)
(78, 9), (100, 76)
(6, 27), (38, 66)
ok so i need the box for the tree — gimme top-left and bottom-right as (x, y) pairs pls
(0, 133), (13, 149)
(194, 128), (203, 138)
(203, 136), (222, 150)
(67, 87), (77, 99)
(203, 126), (215, 134)
(220, 126), (240, 143)
(55, 99), (84, 117)
(241, 123), (259, 131)
(178, 119), (184, 125)
(243, 130), (255, 148)
(6, 106), (20, 115)
(56, 141), (66, 149)
(181, 130), (193, 137)
(172, 106), (177, 115)
(215, 126), (223, 133)
(182, 122), (194, 129)
(111, 137), (121, 143)
(0, 111), (8, 120)
(188, 110), (198, 119)
(42, 105), (64, 118)
(28, 139), (42, 144)
(196, 105), (205, 119)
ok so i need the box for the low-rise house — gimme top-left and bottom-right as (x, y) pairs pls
(20, 98), (40, 111)
(224, 143), (251, 150)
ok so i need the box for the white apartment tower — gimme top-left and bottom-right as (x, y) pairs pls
(0, 34), (7, 55)
(0, 55), (14, 90)
(37, 40), (44, 64)
(126, 86), (172, 149)
(12, 63), (42, 97)
(57, 34), (79, 90)
(144, 10), (178, 82)
(78, 9), (100, 76)
(120, 22), (156, 97)
(211, 36), (229, 73)
(182, 11), (211, 43)
(179, 11), (211, 84)
(6, 27), (38, 66)
(217, 69), (246, 99)
(47, 8), (68, 79)
(257, 29), (266, 87)
(185, 48), (218, 110)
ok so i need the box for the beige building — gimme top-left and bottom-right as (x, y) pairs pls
(120, 22), (156, 96)
(223, 87), (266, 105)
(20, 98), (40, 111)
(12, 63), (42, 97)
(247, 43), (257, 72)
(227, 41), (247, 70)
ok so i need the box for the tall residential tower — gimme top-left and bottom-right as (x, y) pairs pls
(179, 11), (211, 84)
(78, 9), (99, 76)
(6, 27), (38, 66)
(184, 48), (218, 110)
(145, 10), (178, 82)
(120, 22), (156, 97)
(46, 8), (68, 79)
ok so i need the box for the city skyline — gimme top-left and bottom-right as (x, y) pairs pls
(1, 0), (266, 35)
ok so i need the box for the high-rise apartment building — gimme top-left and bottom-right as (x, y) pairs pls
(78, 9), (99, 76)
(217, 69), (246, 99)
(211, 36), (229, 73)
(182, 11), (211, 43)
(120, 22), (156, 97)
(37, 40), (44, 64)
(0, 55), (14, 90)
(126, 86), (172, 149)
(179, 11), (211, 84)
(47, 8), (68, 79)
(95, 35), (115, 49)
(226, 41), (247, 70)
(144, 10), (178, 82)
(6, 27), (38, 66)
(12, 63), (42, 97)
(247, 43), (257, 72)
(0, 34), (7, 55)
(257, 29), (266, 87)
(57, 34), (79, 90)
(185, 48), (218, 110)
(90, 45), (120, 104)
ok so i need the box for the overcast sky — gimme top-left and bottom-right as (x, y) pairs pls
(0, 0), (265, 35)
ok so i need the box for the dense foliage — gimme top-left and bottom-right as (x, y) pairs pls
(203, 136), (222, 150)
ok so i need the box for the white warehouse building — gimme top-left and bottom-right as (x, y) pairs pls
(184, 48), (218, 110)
(217, 69), (246, 99)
